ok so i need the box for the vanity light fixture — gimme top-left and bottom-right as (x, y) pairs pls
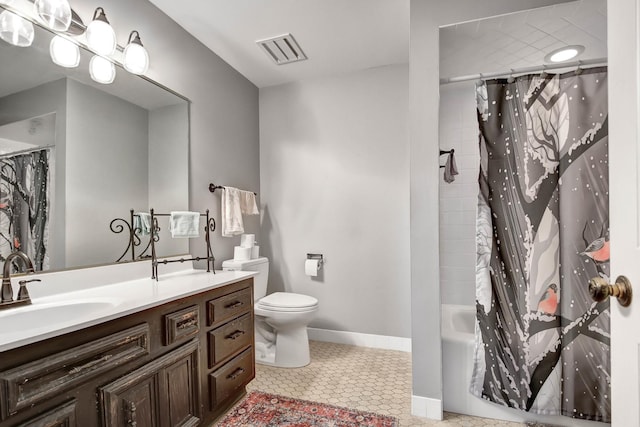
(123, 30), (149, 75)
(89, 55), (115, 84)
(34, 0), (71, 32)
(86, 7), (116, 56)
(0, 9), (34, 47)
(50, 34), (79, 67)
(545, 45), (585, 63)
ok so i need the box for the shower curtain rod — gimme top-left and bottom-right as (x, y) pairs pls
(440, 57), (607, 85)
(0, 144), (54, 160)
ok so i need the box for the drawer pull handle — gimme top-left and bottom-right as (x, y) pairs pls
(226, 330), (245, 340)
(225, 301), (244, 309)
(177, 317), (198, 330)
(227, 367), (245, 380)
(68, 354), (113, 375)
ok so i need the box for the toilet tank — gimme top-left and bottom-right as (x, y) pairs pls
(221, 257), (269, 301)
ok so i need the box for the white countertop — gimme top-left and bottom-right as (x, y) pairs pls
(0, 268), (256, 352)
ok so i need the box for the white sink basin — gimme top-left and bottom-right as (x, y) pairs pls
(0, 299), (120, 330)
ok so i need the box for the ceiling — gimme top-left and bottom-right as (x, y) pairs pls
(147, 0), (605, 89)
(440, 0), (607, 80)
(148, 0), (410, 88)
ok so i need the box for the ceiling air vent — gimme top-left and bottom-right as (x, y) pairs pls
(256, 33), (307, 65)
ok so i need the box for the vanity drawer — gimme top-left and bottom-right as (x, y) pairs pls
(164, 304), (200, 346)
(208, 313), (252, 368)
(209, 348), (254, 408)
(207, 286), (252, 327)
(0, 324), (149, 418)
(16, 400), (77, 427)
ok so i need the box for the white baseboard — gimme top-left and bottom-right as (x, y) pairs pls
(307, 328), (411, 352)
(411, 395), (443, 420)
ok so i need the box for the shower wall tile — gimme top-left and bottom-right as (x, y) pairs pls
(439, 82), (480, 306)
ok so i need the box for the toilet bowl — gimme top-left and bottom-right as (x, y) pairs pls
(222, 257), (318, 368)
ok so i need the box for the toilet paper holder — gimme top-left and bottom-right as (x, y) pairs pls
(307, 253), (324, 267)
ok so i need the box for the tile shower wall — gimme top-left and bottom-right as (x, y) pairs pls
(439, 82), (480, 306)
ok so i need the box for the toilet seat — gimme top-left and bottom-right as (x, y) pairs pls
(257, 292), (318, 312)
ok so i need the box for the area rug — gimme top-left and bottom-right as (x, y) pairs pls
(216, 391), (399, 426)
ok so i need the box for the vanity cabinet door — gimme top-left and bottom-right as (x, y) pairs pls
(111, 377), (159, 427)
(100, 340), (200, 427)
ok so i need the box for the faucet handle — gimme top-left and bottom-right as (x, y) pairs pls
(17, 279), (41, 301)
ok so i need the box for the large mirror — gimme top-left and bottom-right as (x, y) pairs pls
(0, 4), (189, 272)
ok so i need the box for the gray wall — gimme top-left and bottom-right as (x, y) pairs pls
(259, 64), (410, 337)
(65, 79), (149, 267)
(0, 79), (67, 269)
(409, 0), (575, 412)
(68, 0), (260, 266)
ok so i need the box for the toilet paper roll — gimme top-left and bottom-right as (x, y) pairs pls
(240, 234), (255, 248)
(305, 259), (320, 277)
(251, 245), (260, 259)
(234, 246), (251, 261)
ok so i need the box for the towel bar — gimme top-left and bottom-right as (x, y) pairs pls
(209, 183), (256, 196)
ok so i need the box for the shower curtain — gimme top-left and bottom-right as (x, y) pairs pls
(0, 148), (50, 271)
(472, 67), (609, 422)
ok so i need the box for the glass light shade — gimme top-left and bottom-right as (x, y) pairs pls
(123, 42), (149, 75)
(86, 18), (116, 56)
(549, 48), (578, 63)
(545, 45), (585, 64)
(90, 55), (115, 84)
(0, 10), (34, 47)
(50, 35), (79, 68)
(34, 0), (71, 32)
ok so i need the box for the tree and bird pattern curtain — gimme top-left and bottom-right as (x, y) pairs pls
(0, 148), (50, 271)
(472, 67), (609, 422)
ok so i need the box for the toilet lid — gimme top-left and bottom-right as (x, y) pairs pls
(258, 292), (318, 309)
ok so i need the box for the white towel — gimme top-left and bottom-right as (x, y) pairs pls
(134, 212), (151, 235)
(169, 211), (200, 238)
(239, 190), (259, 215)
(222, 187), (244, 237)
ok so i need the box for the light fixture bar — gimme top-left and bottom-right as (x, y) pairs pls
(0, 2), (150, 78)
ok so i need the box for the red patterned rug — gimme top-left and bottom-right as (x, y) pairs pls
(216, 391), (399, 426)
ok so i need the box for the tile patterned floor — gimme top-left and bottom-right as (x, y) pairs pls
(243, 340), (524, 426)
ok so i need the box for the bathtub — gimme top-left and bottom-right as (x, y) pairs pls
(440, 304), (608, 427)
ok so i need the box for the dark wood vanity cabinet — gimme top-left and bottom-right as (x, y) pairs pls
(0, 278), (254, 427)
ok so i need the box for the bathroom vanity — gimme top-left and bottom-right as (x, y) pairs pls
(0, 265), (255, 426)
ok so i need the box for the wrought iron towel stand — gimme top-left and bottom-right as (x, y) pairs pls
(149, 208), (216, 280)
(109, 209), (158, 263)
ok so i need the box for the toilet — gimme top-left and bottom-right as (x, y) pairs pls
(222, 257), (318, 368)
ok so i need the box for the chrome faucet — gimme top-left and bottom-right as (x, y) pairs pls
(1, 251), (40, 308)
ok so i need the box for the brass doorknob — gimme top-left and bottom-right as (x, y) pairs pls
(588, 275), (632, 307)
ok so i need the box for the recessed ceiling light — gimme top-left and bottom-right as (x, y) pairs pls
(545, 45), (585, 63)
